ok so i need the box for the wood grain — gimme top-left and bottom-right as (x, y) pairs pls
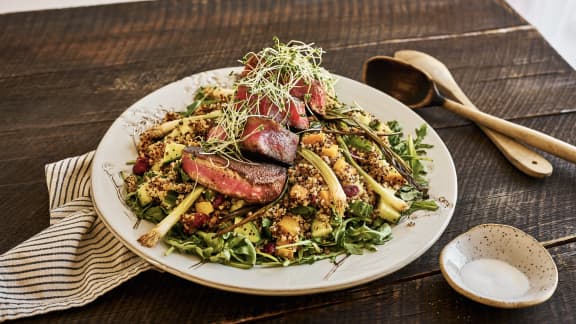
(1, 0), (574, 322)
(0, 0), (524, 77)
(15, 242), (575, 323)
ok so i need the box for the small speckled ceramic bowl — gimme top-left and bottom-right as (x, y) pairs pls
(440, 224), (558, 308)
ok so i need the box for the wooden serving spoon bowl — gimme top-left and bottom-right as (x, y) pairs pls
(393, 50), (552, 178)
(363, 56), (576, 164)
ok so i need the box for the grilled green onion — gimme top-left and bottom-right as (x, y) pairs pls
(299, 148), (347, 217)
(138, 186), (204, 247)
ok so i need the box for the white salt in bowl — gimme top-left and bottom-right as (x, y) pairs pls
(439, 224), (558, 308)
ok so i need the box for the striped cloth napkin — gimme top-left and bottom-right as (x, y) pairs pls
(0, 152), (154, 322)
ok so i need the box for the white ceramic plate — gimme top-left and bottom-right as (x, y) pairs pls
(92, 67), (457, 295)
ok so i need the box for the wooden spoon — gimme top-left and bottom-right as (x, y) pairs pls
(393, 50), (552, 178)
(362, 56), (576, 164)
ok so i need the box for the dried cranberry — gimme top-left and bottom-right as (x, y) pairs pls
(212, 194), (225, 209)
(343, 184), (359, 197)
(262, 242), (275, 254)
(310, 194), (318, 204)
(133, 157), (149, 175)
(191, 213), (209, 229)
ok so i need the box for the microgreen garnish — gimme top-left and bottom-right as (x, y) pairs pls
(200, 37), (337, 162)
(238, 37), (335, 117)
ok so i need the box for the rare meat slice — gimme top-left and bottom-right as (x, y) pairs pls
(236, 86), (284, 124)
(289, 79), (328, 116)
(182, 147), (287, 203)
(287, 98), (309, 130)
(240, 54), (260, 77)
(240, 116), (299, 165)
(256, 96), (309, 130)
(206, 125), (227, 141)
(235, 86), (309, 130)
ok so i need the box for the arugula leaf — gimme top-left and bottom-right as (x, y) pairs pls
(387, 122), (434, 187)
(165, 231), (257, 269)
(398, 185), (439, 215)
(342, 221), (392, 254)
(261, 217), (273, 238)
(163, 190), (179, 208)
(343, 135), (373, 152)
(405, 200), (439, 215)
(290, 205), (317, 218)
(333, 217), (392, 255)
(347, 200), (373, 221)
(182, 87), (219, 117)
(175, 162), (191, 182)
(398, 185), (423, 202)
(142, 205), (166, 224)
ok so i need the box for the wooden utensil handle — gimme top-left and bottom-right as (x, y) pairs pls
(477, 127), (553, 176)
(393, 50), (553, 177)
(443, 99), (576, 163)
(445, 85), (553, 177)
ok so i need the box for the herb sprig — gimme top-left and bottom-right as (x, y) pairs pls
(238, 37), (335, 115)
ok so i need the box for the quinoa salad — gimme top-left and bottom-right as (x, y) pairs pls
(123, 39), (439, 268)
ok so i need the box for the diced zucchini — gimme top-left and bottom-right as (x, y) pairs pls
(150, 162), (161, 172)
(166, 127), (181, 139)
(161, 142), (186, 165)
(311, 218), (333, 238)
(233, 217), (261, 243)
(161, 190), (179, 209)
(137, 182), (153, 206)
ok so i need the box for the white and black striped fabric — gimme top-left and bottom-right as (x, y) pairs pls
(0, 152), (153, 322)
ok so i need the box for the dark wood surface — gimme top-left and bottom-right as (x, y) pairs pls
(1, 0), (575, 322)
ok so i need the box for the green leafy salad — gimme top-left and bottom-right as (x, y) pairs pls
(123, 38), (439, 268)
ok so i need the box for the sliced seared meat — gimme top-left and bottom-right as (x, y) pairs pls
(254, 96), (286, 124)
(235, 85), (309, 130)
(206, 125), (227, 141)
(240, 116), (299, 165)
(289, 79), (327, 116)
(182, 147), (287, 203)
(240, 54), (260, 77)
(287, 98), (309, 130)
(235, 86), (283, 124)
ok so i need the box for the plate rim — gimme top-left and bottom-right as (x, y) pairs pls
(91, 66), (458, 295)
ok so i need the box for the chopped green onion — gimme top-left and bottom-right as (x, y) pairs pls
(299, 148), (348, 217)
(148, 110), (223, 138)
(138, 186), (204, 247)
(337, 137), (408, 213)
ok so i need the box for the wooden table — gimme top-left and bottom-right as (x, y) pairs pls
(1, 0), (574, 322)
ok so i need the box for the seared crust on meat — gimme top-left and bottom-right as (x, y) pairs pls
(182, 147), (287, 203)
(240, 116), (299, 165)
